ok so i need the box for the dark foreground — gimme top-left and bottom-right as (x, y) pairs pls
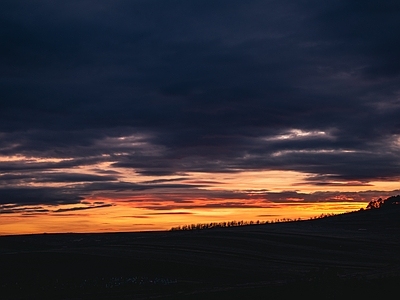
(1, 208), (400, 299)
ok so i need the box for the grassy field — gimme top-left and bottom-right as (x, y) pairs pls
(1, 207), (400, 299)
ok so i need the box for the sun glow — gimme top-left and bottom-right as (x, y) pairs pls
(1, 156), (398, 235)
(0, 199), (367, 236)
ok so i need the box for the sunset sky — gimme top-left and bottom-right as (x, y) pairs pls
(1, 1), (400, 235)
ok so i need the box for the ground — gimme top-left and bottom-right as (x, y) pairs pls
(1, 208), (400, 299)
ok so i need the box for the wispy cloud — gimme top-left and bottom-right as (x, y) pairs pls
(53, 203), (113, 213)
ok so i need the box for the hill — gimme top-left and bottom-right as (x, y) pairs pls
(1, 206), (400, 299)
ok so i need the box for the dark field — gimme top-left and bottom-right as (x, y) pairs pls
(1, 208), (400, 299)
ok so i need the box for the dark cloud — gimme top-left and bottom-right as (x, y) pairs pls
(141, 178), (190, 184)
(0, 202), (113, 215)
(33, 173), (118, 183)
(53, 203), (113, 213)
(0, 187), (83, 205)
(0, 156), (106, 171)
(145, 212), (193, 215)
(0, 205), (50, 215)
(128, 189), (400, 212)
(1, 0), (400, 210)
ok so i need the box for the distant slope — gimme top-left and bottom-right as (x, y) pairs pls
(1, 206), (400, 299)
(297, 205), (400, 231)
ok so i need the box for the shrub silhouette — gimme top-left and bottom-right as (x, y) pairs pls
(366, 195), (400, 210)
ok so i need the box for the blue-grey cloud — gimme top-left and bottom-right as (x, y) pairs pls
(1, 0), (400, 208)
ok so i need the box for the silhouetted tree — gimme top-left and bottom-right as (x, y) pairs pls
(367, 198), (384, 209)
(366, 195), (400, 210)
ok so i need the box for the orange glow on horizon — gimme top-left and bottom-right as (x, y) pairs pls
(0, 200), (366, 236)
(0, 155), (398, 236)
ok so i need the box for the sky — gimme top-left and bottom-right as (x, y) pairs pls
(1, 0), (400, 235)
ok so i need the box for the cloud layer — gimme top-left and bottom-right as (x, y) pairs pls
(1, 1), (400, 213)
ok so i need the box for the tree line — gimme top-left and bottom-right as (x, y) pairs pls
(171, 194), (400, 231)
(170, 213), (336, 231)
